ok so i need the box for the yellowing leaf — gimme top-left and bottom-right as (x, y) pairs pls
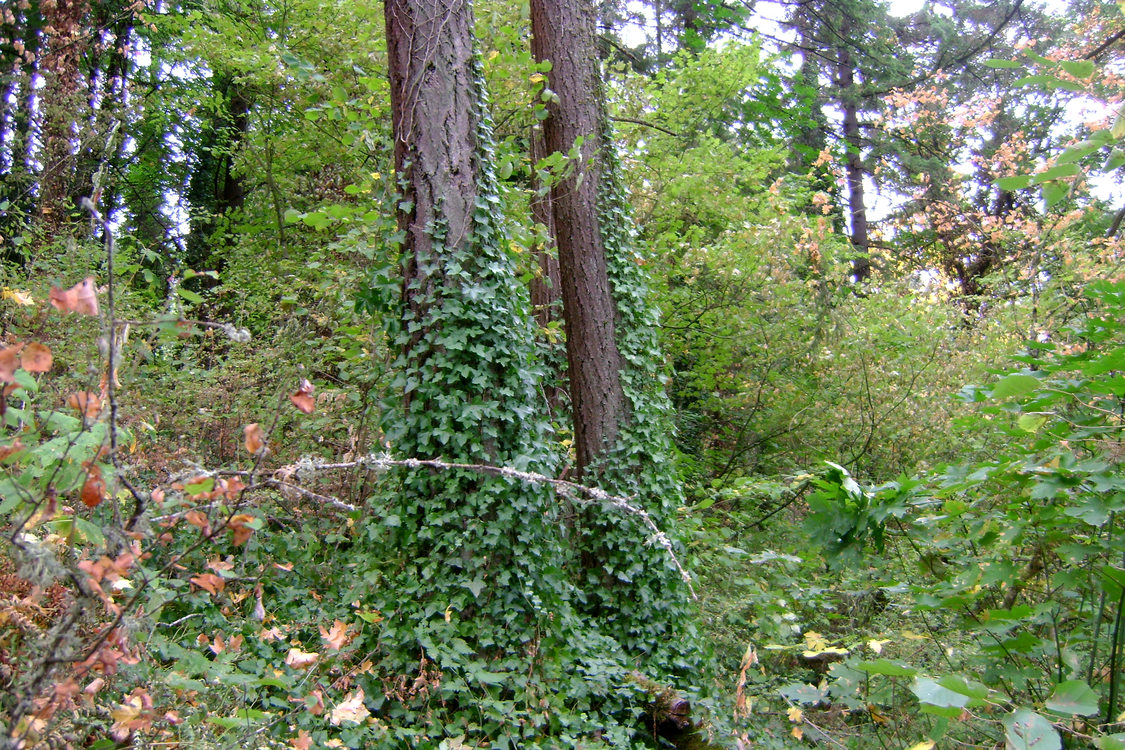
(868, 639), (890, 654)
(787, 706), (803, 723)
(330, 688), (370, 725)
(2, 287), (35, 305)
(906, 742), (936, 750)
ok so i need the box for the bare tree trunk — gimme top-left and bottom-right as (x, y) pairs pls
(530, 0), (626, 479)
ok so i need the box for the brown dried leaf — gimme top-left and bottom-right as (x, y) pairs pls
(49, 277), (99, 316)
(284, 648), (319, 670)
(190, 573), (225, 596)
(68, 391), (102, 418)
(319, 619), (353, 651)
(290, 379), (315, 414)
(0, 344), (23, 382)
(20, 342), (52, 373)
(243, 423), (264, 454)
(330, 688), (370, 725)
(228, 513), (257, 546)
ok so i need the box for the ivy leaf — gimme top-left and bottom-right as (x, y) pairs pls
(1003, 709), (1061, 750)
(1045, 680), (1100, 716)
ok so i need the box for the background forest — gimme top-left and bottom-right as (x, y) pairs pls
(2, 0), (1125, 748)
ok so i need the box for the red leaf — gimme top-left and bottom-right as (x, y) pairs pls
(243, 423), (264, 454)
(81, 464), (106, 509)
(0, 344), (23, 382)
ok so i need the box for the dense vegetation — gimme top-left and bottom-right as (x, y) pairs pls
(1, 0), (1124, 747)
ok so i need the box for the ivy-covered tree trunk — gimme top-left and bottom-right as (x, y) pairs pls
(529, 0), (626, 479)
(531, 0), (694, 663)
(37, 0), (91, 235)
(376, 0), (571, 667)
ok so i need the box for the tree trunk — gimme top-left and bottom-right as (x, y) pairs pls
(38, 0), (91, 233)
(530, 0), (626, 479)
(838, 17), (870, 283)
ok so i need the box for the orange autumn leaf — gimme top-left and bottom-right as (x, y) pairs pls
(81, 464), (107, 509)
(68, 391), (102, 418)
(49, 276), (99, 316)
(292, 729), (314, 750)
(190, 573), (225, 596)
(290, 379), (315, 414)
(243, 423), (264, 454)
(20, 342), (52, 373)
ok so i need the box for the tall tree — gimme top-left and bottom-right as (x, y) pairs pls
(531, 0), (693, 660)
(375, 0), (573, 669)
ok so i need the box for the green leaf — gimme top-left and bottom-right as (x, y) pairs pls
(1003, 709), (1060, 750)
(1036, 163), (1081, 182)
(1042, 181), (1070, 207)
(1094, 734), (1125, 750)
(853, 659), (918, 677)
(1045, 680), (1100, 716)
(936, 675), (990, 704)
(184, 477), (215, 496)
(997, 175), (1033, 191)
(1018, 413), (1050, 433)
(177, 287), (204, 305)
(984, 58), (1022, 69)
(1059, 60), (1095, 79)
(912, 677), (969, 708)
(1058, 141), (1104, 164)
(990, 374), (1040, 399)
(464, 577), (485, 597)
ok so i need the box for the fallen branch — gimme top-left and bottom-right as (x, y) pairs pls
(274, 453), (697, 598)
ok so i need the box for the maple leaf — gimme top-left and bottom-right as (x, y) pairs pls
(290, 378), (315, 413)
(330, 688), (370, 725)
(190, 573), (225, 596)
(49, 277), (99, 316)
(285, 648), (319, 670)
(291, 729), (313, 750)
(20, 342), (51, 373)
(243, 423), (265, 454)
(320, 619), (353, 651)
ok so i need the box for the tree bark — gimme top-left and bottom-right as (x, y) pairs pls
(530, 0), (626, 479)
(838, 16), (871, 282)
